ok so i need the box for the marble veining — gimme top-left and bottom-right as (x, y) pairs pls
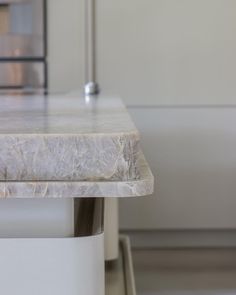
(0, 153), (154, 198)
(0, 94), (140, 181)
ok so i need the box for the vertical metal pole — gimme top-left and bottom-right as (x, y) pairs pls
(104, 198), (119, 261)
(84, 0), (100, 95)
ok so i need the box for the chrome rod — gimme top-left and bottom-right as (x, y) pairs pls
(84, 0), (100, 95)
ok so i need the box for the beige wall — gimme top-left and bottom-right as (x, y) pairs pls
(49, 0), (236, 106)
(48, 0), (85, 92)
(97, 0), (236, 106)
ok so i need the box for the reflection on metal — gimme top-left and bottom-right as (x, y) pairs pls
(0, 0), (47, 89)
(74, 198), (104, 237)
(0, 35), (44, 58)
(0, 5), (9, 35)
(0, 0), (44, 58)
(84, 81), (100, 96)
(0, 62), (44, 88)
(105, 236), (137, 295)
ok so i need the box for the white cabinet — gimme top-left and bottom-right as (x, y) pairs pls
(0, 235), (104, 295)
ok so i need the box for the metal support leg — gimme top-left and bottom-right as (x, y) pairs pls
(104, 198), (119, 261)
(84, 0), (100, 95)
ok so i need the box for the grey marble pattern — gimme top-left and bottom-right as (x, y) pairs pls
(0, 94), (140, 181)
(0, 153), (154, 198)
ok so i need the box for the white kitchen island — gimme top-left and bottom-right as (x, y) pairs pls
(0, 93), (153, 295)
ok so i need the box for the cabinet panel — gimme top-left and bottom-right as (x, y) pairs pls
(120, 107), (236, 229)
(97, 0), (236, 106)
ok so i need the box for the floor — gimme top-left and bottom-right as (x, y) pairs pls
(132, 249), (236, 295)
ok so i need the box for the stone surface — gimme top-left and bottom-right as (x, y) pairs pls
(0, 94), (140, 181)
(0, 153), (154, 198)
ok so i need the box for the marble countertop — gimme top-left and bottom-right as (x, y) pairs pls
(0, 93), (154, 198)
(0, 94), (138, 134)
(0, 153), (154, 198)
(0, 94), (140, 182)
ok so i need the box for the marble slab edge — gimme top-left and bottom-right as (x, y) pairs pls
(0, 95), (141, 181)
(0, 153), (154, 198)
(0, 132), (140, 181)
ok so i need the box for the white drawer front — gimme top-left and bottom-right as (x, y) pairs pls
(0, 234), (104, 295)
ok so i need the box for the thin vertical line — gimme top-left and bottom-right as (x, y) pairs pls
(85, 0), (97, 85)
(43, 0), (48, 90)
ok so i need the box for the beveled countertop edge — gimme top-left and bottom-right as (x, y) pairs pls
(0, 153), (154, 198)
